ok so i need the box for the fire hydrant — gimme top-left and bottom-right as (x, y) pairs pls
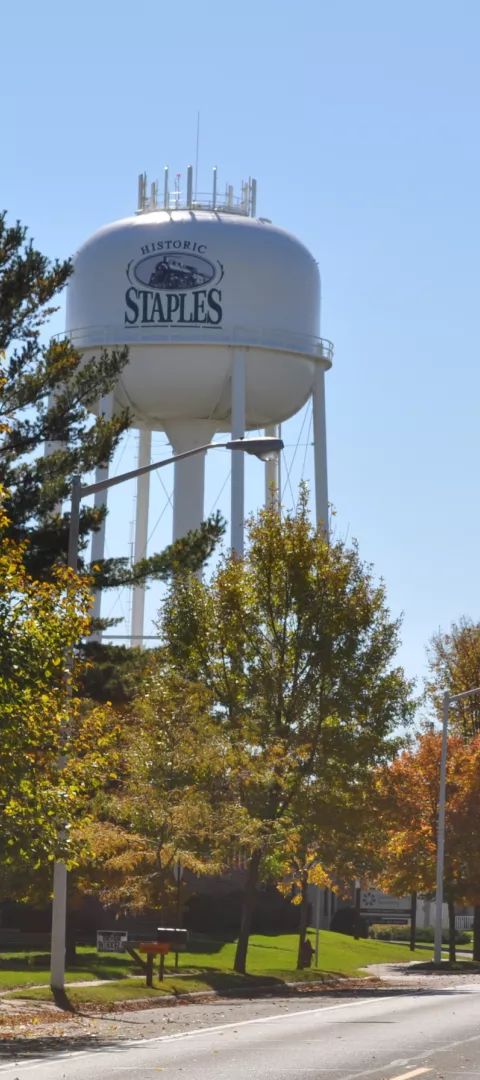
(300, 938), (314, 968)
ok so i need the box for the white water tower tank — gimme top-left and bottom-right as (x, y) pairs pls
(65, 167), (333, 642)
(66, 176), (325, 432)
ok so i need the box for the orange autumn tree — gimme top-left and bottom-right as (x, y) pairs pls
(445, 734), (480, 918)
(374, 730), (480, 962)
(427, 618), (480, 959)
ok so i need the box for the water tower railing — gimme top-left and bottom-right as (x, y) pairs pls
(58, 326), (334, 363)
(139, 191), (253, 216)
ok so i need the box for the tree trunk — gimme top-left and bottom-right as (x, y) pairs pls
(65, 884), (77, 964)
(447, 896), (456, 964)
(409, 891), (417, 952)
(65, 922), (77, 965)
(353, 883), (361, 940)
(473, 905), (480, 961)
(296, 872), (309, 970)
(234, 850), (261, 974)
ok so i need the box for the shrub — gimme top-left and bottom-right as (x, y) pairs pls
(368, 923), (470, 944)
(330, 907), (369, 938)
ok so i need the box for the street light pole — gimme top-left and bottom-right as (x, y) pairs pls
(433, 684), (480, 964)
(50, 475), (81, 993)
(49, 436), (283, 991)
(433, 691), (450, 965)
(173, 859), (184, 970)
(314, 886), (321, 968)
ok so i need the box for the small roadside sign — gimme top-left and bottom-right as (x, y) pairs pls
(97, 930), (128, 953)
(360, 889), (411, 921)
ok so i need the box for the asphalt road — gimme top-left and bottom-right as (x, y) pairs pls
(2, 986), (480, 1079)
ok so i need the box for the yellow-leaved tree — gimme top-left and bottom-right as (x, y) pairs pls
(76, 668), (247, 916)
(0, 497), (118, 878)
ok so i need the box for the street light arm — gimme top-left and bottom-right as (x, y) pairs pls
(80, 436), (284, 499)
(81, 442), (229, 498)
(450, 686), (480, 703)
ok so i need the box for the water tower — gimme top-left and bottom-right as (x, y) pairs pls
(65, 166), (334, 643)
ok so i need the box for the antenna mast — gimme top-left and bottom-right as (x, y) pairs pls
(194, 112), (200, 199)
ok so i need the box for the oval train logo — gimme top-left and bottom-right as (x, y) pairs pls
(132, 252), (216, 292)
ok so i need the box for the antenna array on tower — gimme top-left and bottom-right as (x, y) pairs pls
(137, 167), (258, 217)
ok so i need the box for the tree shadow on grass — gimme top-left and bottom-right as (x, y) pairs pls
(183, 970), (286, 994)
(183, 936), (232, 955)
(0, 953), (51, 972)
(0, 950), (136, 979)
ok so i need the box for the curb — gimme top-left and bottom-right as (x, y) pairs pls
(69, 977), (384, 1015)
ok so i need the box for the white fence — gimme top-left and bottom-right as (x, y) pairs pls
(455, 915), (474, 930)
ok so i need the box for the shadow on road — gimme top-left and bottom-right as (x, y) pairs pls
(0, 1033), (137, 1061)
(0, 980), (478, 1063)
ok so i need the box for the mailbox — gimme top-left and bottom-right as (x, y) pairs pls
(156, 927), (188, 947)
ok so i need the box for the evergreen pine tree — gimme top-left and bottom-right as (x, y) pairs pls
(0, 212), (224, 593)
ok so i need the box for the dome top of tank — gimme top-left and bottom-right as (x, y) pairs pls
(137, 164), (260, 219)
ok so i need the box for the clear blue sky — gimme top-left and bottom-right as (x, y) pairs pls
(3, 0), (480, 689)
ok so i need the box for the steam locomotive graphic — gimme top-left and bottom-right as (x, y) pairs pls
(130, 250), (220, 292)
(149, 257), (208, 290)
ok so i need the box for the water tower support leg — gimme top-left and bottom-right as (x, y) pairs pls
(231, 348), (246, 556)
(44, 392), (65, 515)
(172, 454), (206, 542)
(91, 393), (114, 639)
(265, 424), (281, 509)
(164, 421), (216, 543)
(131, 428), (152, 647)
(312, 366), (329, 536)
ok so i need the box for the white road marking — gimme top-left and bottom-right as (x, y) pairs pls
(123, 984), (480, 1049)
(122, 993), (397, 1047)
(342, 1023), (480, 1080)
(0, 986), (479, 1074)
(0, 995), (396, 1074)
(389, 1068), (432, 1080)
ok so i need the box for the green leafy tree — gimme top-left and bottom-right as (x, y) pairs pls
(80, 642), (154, 707)
(427, 618), (480, 737)
(159, 491), (414, 973)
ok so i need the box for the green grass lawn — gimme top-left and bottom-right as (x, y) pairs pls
(0, 930), (435, 1004)
(0, 948), (132, 986)
(171, 931), (432, 978)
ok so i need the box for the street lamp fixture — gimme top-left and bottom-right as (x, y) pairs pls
(434, 685), (480, 964)
(227, 437), (283, 462)
(50, 434), (283, 991)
